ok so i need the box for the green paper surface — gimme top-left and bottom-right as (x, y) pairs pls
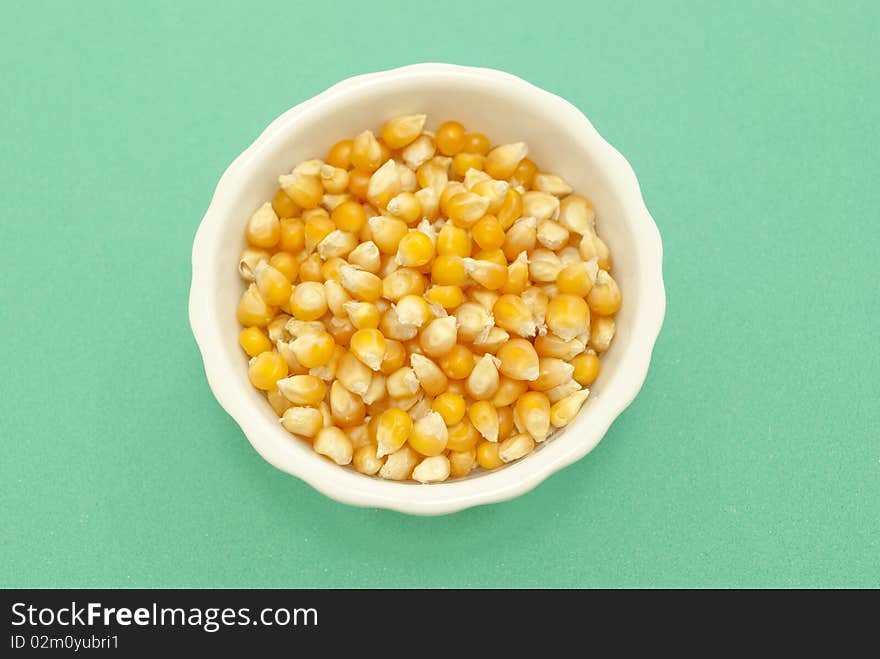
(1, 0), (878, 588)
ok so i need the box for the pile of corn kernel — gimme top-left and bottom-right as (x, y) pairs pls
(236, 115), (621, 483)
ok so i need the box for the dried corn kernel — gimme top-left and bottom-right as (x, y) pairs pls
(281, 406), (323, 438)
(239, 327), (272, 357)
(476, 441), (504, 469)
(314, 427), (353, 465)
(248, 351), (288, 390)
(496, 338), (540, 381)
(413, 455), (450, 483)
(499, 433), (536, 462)
(381, 114), (427, 149)
(409, 411), (449, 456)
(245, 203), (281, 248)
(514, 391), (551, 442)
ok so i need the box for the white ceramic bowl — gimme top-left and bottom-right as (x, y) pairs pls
(189, 63), (665, 515)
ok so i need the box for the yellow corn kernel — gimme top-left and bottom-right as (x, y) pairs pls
(336, 350), (373, 396)
(587, 270), (622, 316)
(579, 231), (612, 270)
(379, 445), (419, 481)
(451, 152), (485, 178)
(472, 326), (510, 355)
(350, 130), (384, 172)
(401, 134), (436, 170)
(275, 340), (308, 374)
(289, 281), (327, 321)
(522, 191), (560, 222)
(388, 391), (422, 413)
(380, 339), (406, 375)
(445, 379), (467, 396)
(367, 159), (402, 208)
(498, 251), (529, 295)
(328, 199), (366, 234)
(238, 247), (271, 282)
(276, 374), (325, 405)
(531, 357), (576, 391)
(537, 220), (570, 251)
(546, 379), (581, 404)
(462, 258), (507, 290)
(347, 169), (371, 201)
(301, 206), (330, 222)
(425, 285), (464, 310)
(245, 202), (281, 248)
(484, 142), (528, 179)
(492, 294), (537, 338)
(409, 353), (449, 397)
(395, 231), (435, 267)
(353, 444), (384, 475)
(310, 343), (345, 382)
(289, 331), (335, 369)
(326, 139), (353, 169)
(589, 315), (616, 353)
(521, 287), (548, 326)
(419, 316), (458, 357)
(279, 172), (323, 210)
(414, 187), (438, 221)
(502, 216), (537, 261)
(464, 168), (492, 190)
(496, 338), (540, 382)
(359, 372), (385, 407)
(316, 163), (348, 195)
(499, 433), (536, 463)
(316, 230), (356, 260)
(436, 120), (466, 156)
(432, 392), (467, 426)
(313, 426), (353, 466)
(382, 267), (425, 301)
(384, 191), (421, 224)
(412, 455), (451, 483)
(329, 380), (366, 427)
(497, 405), (515, 441)
(303, 213), (334, 253)
(318, 401), (333, 427)
(415, 159), (449, 195)
(339, 265), (382, 302)
(556, 262), (594, 297)
(381, 114), (427, 149)
(268, 253), (298, 284)
(545, 294), (590, 341)
(394, 294), (432, 328)
(534, 334), (586, 361)
(468, 400), (499, 443)
(267, 388), (294, 416)
(449, 448), (476, 478)
(326, 315), (356, 345)
(376, 407), (413, 458)
(514, 391), (551, 442)
(276, 217), (305, 254)
(558, 245), (583, 267)
(473, 248), (507, 267)
(347, 423), (370, 450)
(471, 179), (510, 215)
(408, 412), (449, 457)
(379, 307), (418, 341)
(342, 300), (380, 330)
(471, 214), (506, 251)
(510, 158), (538, 188)
(322, 279), (349, 316)
(346, 241), (380, 274)
(386, 366), (421, 399)
(550, 389), (590, 428)
(496, 188), (523, 230)
(534, 172), (573, 196)
(247, 351), (288, 391)
(266, 313), (291, 343)
(466, 353), (501, 400)
(296, 254), (322, 282)
(237, 284), (275, 327)
(441, 418), (477, 453)
(239, 326), (273, 357)
(445, 192), (490, 228)
(559, 194), (596, 235)
(430, 255), (468, 287)
(281, 406), (323, 438)
(436, 223), (472, 257)
(349, 328), (387, 371)
(468, 288), (499, 314)
(367, 216), (408, 255)
(476, 441), (504, 470)
(436, 344), (474, 380)
(453, 302), (493, 342)
(458, 132), (487, 155)
(272, 188), (300, 219)
(528, 248), (564, 283)
(492, 376), (529, 408)
(571, 352), (600, 386)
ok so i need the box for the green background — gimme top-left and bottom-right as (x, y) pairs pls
(2, 0), (877, 588)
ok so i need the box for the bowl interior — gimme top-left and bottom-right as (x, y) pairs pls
(195, 66), (659, 512)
